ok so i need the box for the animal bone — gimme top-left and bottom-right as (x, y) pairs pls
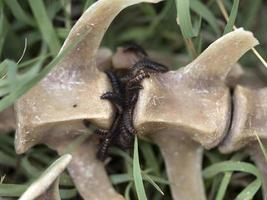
(219, 73), (267, 197)
(14, 0), (162, 199)
(133, 28), (258, 200)
(52, 135), (124, 200)
(19, 154), (72, 200)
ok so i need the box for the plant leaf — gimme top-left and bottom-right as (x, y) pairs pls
(28, 0), (61, 56)
(175, 0), (196, 38)
(223, 0), (239, 34)
(4, 0), (35, 27)
(190, 0), (220, 36)
(133, 136), (147, 200)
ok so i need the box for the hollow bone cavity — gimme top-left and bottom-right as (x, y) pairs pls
(15, 0), (162, 200)
(133, 28), (258, 200)
(19, 154), (72, 200)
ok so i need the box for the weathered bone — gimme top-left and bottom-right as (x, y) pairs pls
(14, 0), (162, 199)
(220, 85), (267, 153)
(19, 154), (72, 200)
(219, 73), (267, 197)
(52, 135), (124, 200)
(133, 28), (258, 200)
(0, 48), (110, 135)
(96, 48), (113, 71)
(15, 0), (163, 154)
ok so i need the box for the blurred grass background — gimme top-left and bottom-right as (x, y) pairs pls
(0, 0), (266, 199)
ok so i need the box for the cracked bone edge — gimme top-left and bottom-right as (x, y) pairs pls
(219, 85), (267, 197)
(133, 28), (258, 200)
(19, 154), (72, 200)
(15, 0), (162, 154)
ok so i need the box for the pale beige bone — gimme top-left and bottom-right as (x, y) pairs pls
(225, 63), (244, 88)
(19, 154), (72, 200)
(50, 134), (124, 200)
(219, 83), (267, 198)
(96, 48), (113, 71)
(15, 0), (162, 154)
(0, 48), (110, 135)
(112, 47), (143, 69)
(133, 28), (258, 200)
(220, 85), (267, 153)
(152, 132), (204, 200)
(14, 0), (162, 200)
(40, 122), (124, 200)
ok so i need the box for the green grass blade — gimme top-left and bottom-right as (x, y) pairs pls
(46, 1), (62, 20)
(193, 17), (202, 37)
(110, 174), (132, 185)
(0, 184), (28, 197)
(28, 0), (61, 56)
(215, 152), (248, 200)
(4, 0), (35, 27)
(19, 54), (50, 69)
(223, 0), (239, 35)
(6, 60), (18, 92)
(59, 188), (77, 199)
(139, 4), (157, 16)
(0, 150), (16, 166)
(203, 161), (260, 178)
(110, 172), (169, 186)
(118, 26), (153, 42)
(190, 0), (220, 36)
(0, 8), (8, 58)
(215, 172), (231, 200)
(244, 0), (262, 29)
(133, 136), (147, 200)
(204, 160), (261, 200)
(21, 157), (41, 178)
(124, 182), (133, 200)
(175, 0), (196, 38)
(235, 179), (262, 200)
(59, 173), (74, 187)
(139, 141), (160, 175)
(143, 174), (164, 195)
(143, 175), (169, 185)
(0, 140), (15, 156)
(0, 59), (8, 81)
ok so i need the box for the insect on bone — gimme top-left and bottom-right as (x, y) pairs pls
(94, 44), (169, 160)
